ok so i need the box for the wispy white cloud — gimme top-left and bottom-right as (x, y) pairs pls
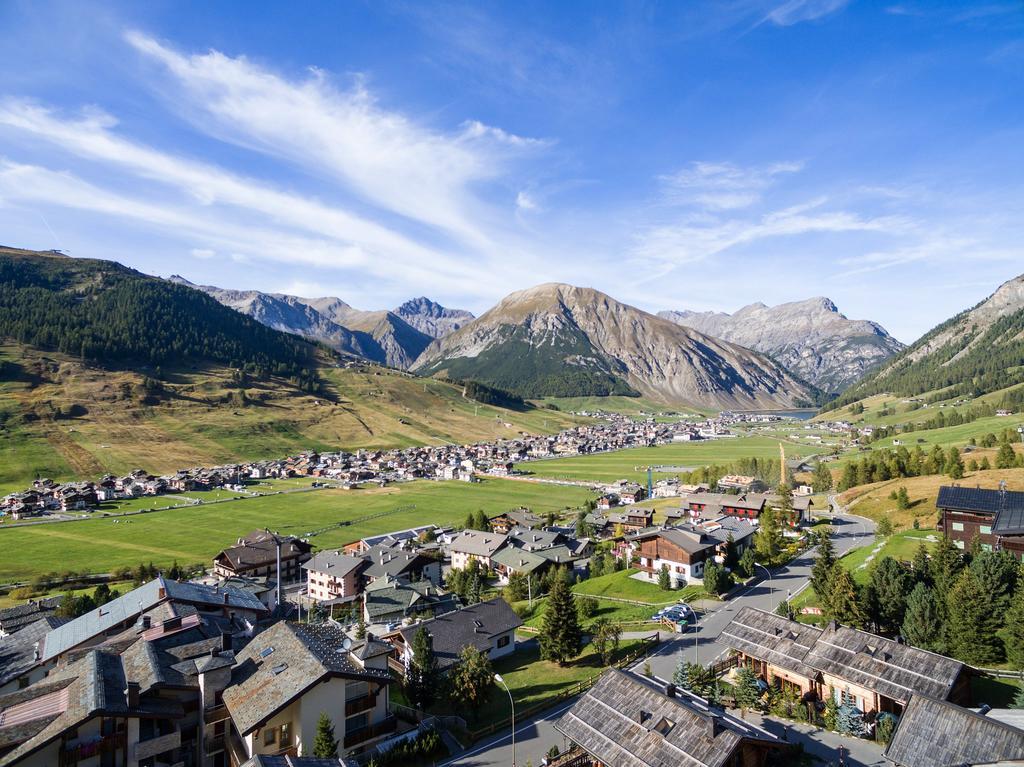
(764, 0), (850, 26)
(660, 160), (803, 210)
(123, 31), (545, 250)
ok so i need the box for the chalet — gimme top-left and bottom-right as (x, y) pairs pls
(39, 577), (268, 664)
(936, 484), (1024, 560)
(717, 474), (764, 493)
(609, 508), (654, 534)
(448, 530), (508, 571)
(632, 520), (755, 586)
(303, 551), (368, 604)
(391, 598), (522, 674)
(721, 607), (971, 717)
(488, 508), (544, 534)
(345, 525), (438, 554)
(554, 669), (784, 767)
(213, 530), (313, 583)
(882, 695), (1024, 767)
(362, 577), (457, 625)
(223, 622), (395, 761)
(362, 545), (441, 586)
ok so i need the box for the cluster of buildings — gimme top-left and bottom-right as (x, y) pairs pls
(550, 606), (1024, 767)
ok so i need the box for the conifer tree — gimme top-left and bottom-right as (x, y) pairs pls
(812, 462), (833, 493)
(902, 583), (942, 651)
(947, 447), (965, 479)
(810, 533), (836, 611)
(312, 713), (338, 758)
(947, 569), (1005, 665)
(869, 557), (913, 634)
(1002, 586), (1024, 670)
(911, 543), (930, 584)
(539, 576), (581, 665)
(658, 563), (672, 590)
(405, 627), (439, 710)
(450, 646), (494, 718)
(829, 565), (866, 628)
(754, 507), (784, 567)
(997, 440), (1017, 469)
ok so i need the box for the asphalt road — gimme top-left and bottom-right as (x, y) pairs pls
(445, 510), (879, 766)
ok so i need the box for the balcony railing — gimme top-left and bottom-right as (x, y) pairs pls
(204, 734), (226, 756)
(59, 732), (127, 767)
(345, 691), (379, 717)
(343, 716), (397, 748)
(205, 703), (231, 723)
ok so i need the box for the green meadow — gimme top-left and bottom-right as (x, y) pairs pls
(0, 478), (594, 582)
(514, 435), (813, 483)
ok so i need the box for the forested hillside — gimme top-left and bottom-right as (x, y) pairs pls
(0, 247), (321, 382)
(834, 273), (1024, 407)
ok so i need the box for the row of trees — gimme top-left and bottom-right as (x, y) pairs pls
(809, 530), (1024, 667)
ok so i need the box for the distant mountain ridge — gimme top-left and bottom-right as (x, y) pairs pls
(659, 297), (904, 394)
(834, 272), (1024, 405)
(168, 278), (471, 369)
(413, 283), (816, 409)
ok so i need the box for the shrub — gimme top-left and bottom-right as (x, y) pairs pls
(577, 596), (599, 619)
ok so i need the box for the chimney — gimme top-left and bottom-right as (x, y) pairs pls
(665, 683), (677, 698)
(223, 592), (230, 604)
(705, 716), (721, 739)
(221, 632), (233, 652)
(827, 619), (838, 632)
(125, 681), (140, 708)
(141, 615), (151, 630)
(158, 586), (166, 600)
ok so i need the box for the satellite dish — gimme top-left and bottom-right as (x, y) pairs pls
(342, 636), (352, 651)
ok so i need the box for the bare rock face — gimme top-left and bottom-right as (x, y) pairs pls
(659, 297), (904, 393)
(168, 277), (432, 369)
(394, 297), (474, 339)
(413, 283), (815, 409)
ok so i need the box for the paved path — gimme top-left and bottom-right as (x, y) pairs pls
(632, 510), (875, 681)
(445, 511), (877, 765)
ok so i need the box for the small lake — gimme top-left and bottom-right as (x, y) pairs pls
(752, 409), (818, 421)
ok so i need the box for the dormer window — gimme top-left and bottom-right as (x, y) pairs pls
(653, 717), (675, 736)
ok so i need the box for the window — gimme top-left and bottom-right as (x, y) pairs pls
(347, 713), (368, 731)
(497, 634), (510, 648)
(951, 522), (965, 532)
(982, 544), (993, 552)
(955, 540), (965, 549)
(264, 727), (276, 747)
(980, 525), (992, 535)
(279, 723), (292, 748)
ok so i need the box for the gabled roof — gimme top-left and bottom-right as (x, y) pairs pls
(223, 621), (391, 736)
(936, 484), (1024, 521)
(883, 695), (1024, 767)
(721, 608), (967, 705)
(554, 669), (780, 767)
(0, 617), (68, 687)
(491, 547), (549, 574)
(448, 530), (508, 558)
(302, 550), (367, 578)
(41, 578), (267, 662)
(395, 598), (522, 672)
(362, 545), (433, 579)
(0, 599), (63, 636)
(215, 530), (313, 569)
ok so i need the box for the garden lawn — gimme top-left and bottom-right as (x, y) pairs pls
(572, 568), (707, 604)
(0, 479), (594, 582)
(516, 598), (659, 630)
(971, 676), (1022, 708)
(515, 436), (812, 483)
(466, 638), (643, 732)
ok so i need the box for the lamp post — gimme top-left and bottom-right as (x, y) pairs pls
(755, 563), (775, 612)
(495, 673), (516, 766)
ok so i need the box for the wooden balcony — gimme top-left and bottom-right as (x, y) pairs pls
(345, 691), (379, 717)
(205, 703), (231, 723)
(58, 732), (126, 767)
(343, 715), (397, 748)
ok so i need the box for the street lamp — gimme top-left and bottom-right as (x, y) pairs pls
(755, 563), (775, 612)
(495, 673), (516, 766)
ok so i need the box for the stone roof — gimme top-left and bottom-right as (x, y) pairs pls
(0, 599), (63, 636)
(395, 598), (522, 672)
(721, 607), (967, 705)
(554, 669), (781, 767)
(41, 577), (267, 662)
(302, 550), (367, 578)
(223, 621), (391, 736)
(363, 578), (455, 622)
(362, 545), (433, 580)
(0, 617), (68, 687)
(448, 530), (508, 558)
(215, 530), (313, 569)
(491, 547), (549, 574)
(883, 695), (1024, 766)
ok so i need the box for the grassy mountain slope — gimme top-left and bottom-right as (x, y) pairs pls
(0, 343), (584, 493)
(833, 273), (1024, 407)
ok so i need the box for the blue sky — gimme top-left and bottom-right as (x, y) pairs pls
(0, 0), (1021, 342)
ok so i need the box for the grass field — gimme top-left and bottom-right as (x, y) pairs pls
(0, 478), (595, 583)
(573, 568), (696, 602)
(837, 467), (1024, 529)
(816, 384), (1024, 428)
(514, 436), (813, 483)
(0, 344), (586, 495)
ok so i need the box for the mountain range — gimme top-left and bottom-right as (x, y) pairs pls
(413, 283), (816, 409)
(834, 273), (1024, 406)
(169, 277), (473, 370)
(658, 298), (905, 394)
